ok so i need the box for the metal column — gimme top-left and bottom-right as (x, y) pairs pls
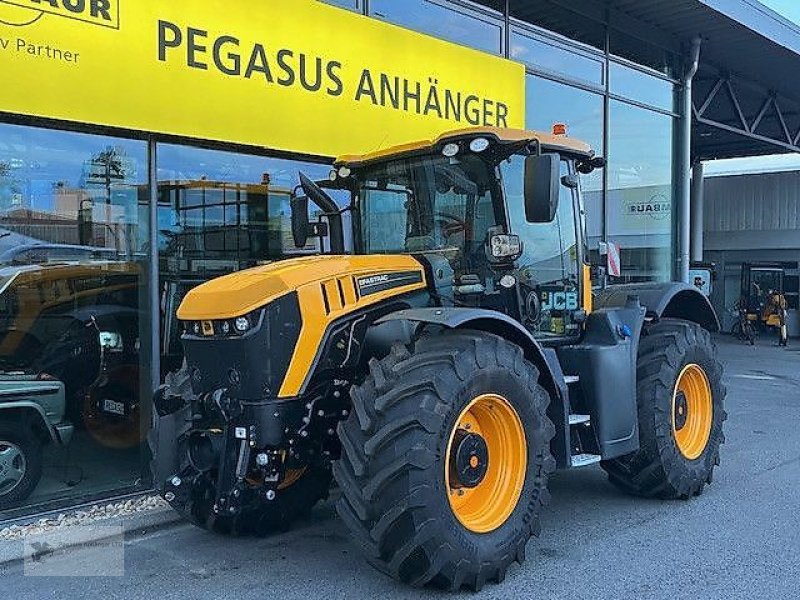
(148, 139), (160, 395)
(678, 37), (701, 283)
(690, 160), (705, 263)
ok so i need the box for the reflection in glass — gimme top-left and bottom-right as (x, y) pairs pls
(524, 75), (604, 247)
(318, 0), (361, 11)
(511, 30), (604, 86)
(0, 123), (150, 513)
(502, 156), (581, 338)
(609, 61), (675, 112)
(607, 101), (675, 282)
(609, 28), (679, 78)
(369, 0), (503, 54)
(156, 145), (343, 366)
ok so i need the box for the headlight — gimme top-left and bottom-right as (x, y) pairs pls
(192, 322), (201, 335)
(234, 316), (250, 333)
(220, 321), (230, 335)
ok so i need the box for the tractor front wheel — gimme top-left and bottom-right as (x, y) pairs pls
(334, 330), (555, 591)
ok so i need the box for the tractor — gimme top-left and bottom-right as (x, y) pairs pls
(739, 262), (789, 346)
(151, 126), (726, 591)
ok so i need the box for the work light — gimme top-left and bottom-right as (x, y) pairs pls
(469, 137), (490, 153)
(442, 142), (460, 157)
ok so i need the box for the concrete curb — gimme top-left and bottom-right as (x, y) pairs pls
(0, 495), (183, 568)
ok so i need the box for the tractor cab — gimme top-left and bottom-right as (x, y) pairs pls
(294, 126), (604, 341)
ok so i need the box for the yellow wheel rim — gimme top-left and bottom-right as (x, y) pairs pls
(672, 364), (713, 460)
(445, 393), (527, 533)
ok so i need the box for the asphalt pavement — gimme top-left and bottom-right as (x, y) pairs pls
(1, 335), (798, 599)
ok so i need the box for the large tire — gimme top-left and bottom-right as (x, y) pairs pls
(334, 330), (555, 591)
(602, 319), (726, 499)
(0, 424), (44, 509)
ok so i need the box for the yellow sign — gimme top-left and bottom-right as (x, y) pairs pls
(0, 0), (524, 157)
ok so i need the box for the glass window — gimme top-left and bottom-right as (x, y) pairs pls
(318, 0), (361, 12)
(510, 29), (604, 87)
(502, 156), (582, 338)
(510, 1), (606, 51)
(358, 153), (499, 276)
(0, 123), (150, 515)
(606, 101), (676, 282)
(369, 0), (503, 54)
(524, 76), (604, 246)
(609, 28), (680, 79)
(609, 61), (676, 112)
(156, 145), (344, 365)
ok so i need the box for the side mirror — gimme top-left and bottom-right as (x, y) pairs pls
(290, 195), (310, 248)
(524, 153), (560, 223)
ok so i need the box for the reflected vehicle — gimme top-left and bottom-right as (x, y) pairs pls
(156, 179), (336, 369)
(0, 243), (117, 266)
(0, 260), (145, 451)
(0, 374), (72, 509)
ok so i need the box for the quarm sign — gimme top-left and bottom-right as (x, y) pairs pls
(0, 0), (525, 157)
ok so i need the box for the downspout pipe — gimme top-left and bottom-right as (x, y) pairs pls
(679, 37), (701, 283)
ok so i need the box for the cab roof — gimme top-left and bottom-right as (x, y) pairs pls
(335, 126), (594, 167)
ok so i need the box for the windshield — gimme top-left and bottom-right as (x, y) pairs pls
(357, 154), (500, 273)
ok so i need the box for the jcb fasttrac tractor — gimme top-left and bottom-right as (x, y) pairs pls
(152, 127), (726, 591)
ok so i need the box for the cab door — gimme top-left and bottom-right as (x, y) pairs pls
(501, 154), (584, 340)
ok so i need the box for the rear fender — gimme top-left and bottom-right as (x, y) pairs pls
(594, 282), (720, 332)
(0, 402), (58, 444)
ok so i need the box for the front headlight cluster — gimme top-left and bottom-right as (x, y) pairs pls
(184, 310), (260, 338)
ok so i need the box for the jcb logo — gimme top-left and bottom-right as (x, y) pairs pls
(541, 291), (579, 312)
(0, 0), (119, 29)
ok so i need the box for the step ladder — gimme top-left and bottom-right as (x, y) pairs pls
(564, 374), (602, 468)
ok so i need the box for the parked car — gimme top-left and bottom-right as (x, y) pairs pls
(0, 374), (73, 509)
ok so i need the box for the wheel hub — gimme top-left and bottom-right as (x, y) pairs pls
(0, 442), (26, 495)
(449, 429), (489, 488)
(674, 391), (689, 431)
(445, 393), (527, 534)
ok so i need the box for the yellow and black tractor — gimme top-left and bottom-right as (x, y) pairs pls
(151, 127), (726, 591)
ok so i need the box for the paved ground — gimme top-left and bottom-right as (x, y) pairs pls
(2, 335), (799, 599)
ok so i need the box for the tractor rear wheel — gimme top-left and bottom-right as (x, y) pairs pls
(602, 319), (726, 499)
(334, 330), (555, 591)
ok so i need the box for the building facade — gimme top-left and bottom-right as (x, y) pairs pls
(0, 0), (720, 520)
(702, 169), (800, 334)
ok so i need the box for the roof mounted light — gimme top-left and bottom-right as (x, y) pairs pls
(337, 166), (351, 178)
(328, 169), (338, 181)
(442, 142), (460, 158)
(469, 137), (490, 153)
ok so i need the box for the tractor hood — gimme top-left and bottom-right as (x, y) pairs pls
(177, 254), (426, 321)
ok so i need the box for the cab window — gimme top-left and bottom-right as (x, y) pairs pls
(501, 154), (581, 338)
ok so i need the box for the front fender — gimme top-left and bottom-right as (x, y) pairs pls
(375, 307), (556, 382)
(376, 307), (573, 467)
(594, 282), (720, 332)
